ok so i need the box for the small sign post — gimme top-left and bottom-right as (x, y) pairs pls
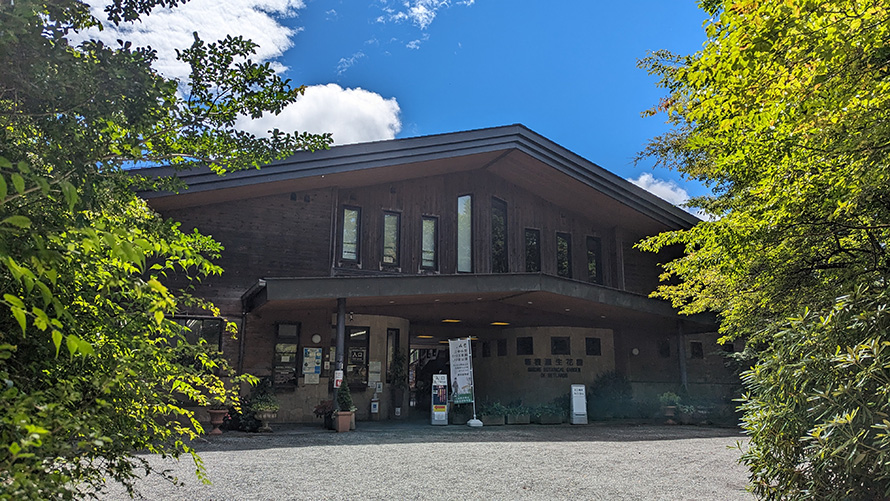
(431, 374), (448, 426)
(571, 384), (588, 425)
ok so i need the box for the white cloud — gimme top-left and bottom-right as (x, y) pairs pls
(74, 0), (305, 82)
(380, 0), (473, 29)
(236, 84), (402, 145)
(627, 173), (709, 220)
(336, 51), (366, 75)
(628, 173), (689, 206)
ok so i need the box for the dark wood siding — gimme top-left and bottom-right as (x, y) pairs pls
(163, 188), (334, 315)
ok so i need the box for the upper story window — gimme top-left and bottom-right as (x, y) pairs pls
(525, 228), (541, 273)
(491, 197), (508, 273)
(586, 236), (603, 285)
(457, 195), (473, 272)
(173, 317), (224, 351)
(556, 232), (572, 278)
(525, 228), (541, 272)
(341, 206), (361, 262)
(421, 216), (438, 270)
(382, 211), (400, 266)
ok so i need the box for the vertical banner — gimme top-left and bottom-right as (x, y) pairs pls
(449, 338), (474, 404)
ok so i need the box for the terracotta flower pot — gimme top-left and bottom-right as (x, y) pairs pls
(336, 411), (353, 433)
(207, 409), (228, 435)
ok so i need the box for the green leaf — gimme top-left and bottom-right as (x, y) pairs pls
(4, 293), (25, 309)
(52, 330), (62, 358)
(11, 307), (26, 335)
(11, 173), (24, 194)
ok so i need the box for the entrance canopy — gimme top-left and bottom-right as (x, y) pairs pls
(242, 273), (714, 345)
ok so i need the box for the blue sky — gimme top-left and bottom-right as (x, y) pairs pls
(84, 0), (712, 208)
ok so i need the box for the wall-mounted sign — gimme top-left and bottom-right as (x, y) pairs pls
(302, 347), (322, 375)
(333, 370), (343, 388)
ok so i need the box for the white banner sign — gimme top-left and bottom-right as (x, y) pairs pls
(449, 338), (474, 404)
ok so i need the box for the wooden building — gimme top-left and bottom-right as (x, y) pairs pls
(136, 125), (734, 423)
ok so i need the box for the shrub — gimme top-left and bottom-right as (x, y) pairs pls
(588, 370), (633, 419)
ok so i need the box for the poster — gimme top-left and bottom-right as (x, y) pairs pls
(302, 347), (322, 375)
(368, 360), (382, 385)
(449, 338), (474, 404)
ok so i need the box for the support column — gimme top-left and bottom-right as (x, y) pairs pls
(676, 320), (688, 393)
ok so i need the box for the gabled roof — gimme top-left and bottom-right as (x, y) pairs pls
(134, 124), (699, 231)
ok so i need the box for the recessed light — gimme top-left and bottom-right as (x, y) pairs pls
(434, 299), (440, 302)
(477, 297), (483, 300)
(527, 301), (533, 305)
(441, 319), (461, 323)
(438, 340), (450, 344)
(564, 308), (571, 312)
(491, 322), (510, 326)
(417, 335), (433, 339)
(389, 300), (395, 304)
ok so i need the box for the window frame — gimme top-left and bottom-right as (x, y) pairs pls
(525, 228), (541, 272)
(585, 337), (602, 356)
(586, 235), (604, 285)
(456, 194), (474, 273)
(382, 211), (401, 267)
(556, 232), (572, 278)
(421, 215), (439, 271)
(551, 336), (571, 355)
(516, 336), (534, 356)
(490, 197), (508, 273)
(340, 206), (362, 263)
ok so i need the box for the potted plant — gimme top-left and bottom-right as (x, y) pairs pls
(505, 403), (531, 425)
(250, 390), (280, 433)
(387, 346), (408, 419)
(335, 381), (355, 433)
(314, 400), (335, 430)
(659, 392), (682, 424)
(207, 401), (229, 436)
(478, 401), (507, 426)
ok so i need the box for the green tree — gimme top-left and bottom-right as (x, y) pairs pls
(638, 1), (890, 498)
(0, 0), (330, 498)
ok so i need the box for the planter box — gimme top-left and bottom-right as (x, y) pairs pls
(535, 413), (563, 425)
(336, 411), (353, 433)
(480, 414), (505, 426)
(506, 414), (531, 425)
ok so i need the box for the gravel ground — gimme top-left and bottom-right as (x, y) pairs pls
(99, 420), (753, 501)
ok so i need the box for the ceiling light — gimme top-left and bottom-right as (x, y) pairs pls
(438, 340), (450, 344)
(564, 308), (571, 312)
(441, 319), (461, 323)
(417, 335), (433, 339)
(491, 322), (510, 326)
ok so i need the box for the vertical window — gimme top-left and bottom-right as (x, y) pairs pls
(497, 339), (507, 356)
(551, 337), (571, 355)
(491, 198), (508, 273)
(386, 328), (400, 383)
(482, 341), (491, 357)
(173, 317), (224, 351)
(525, 228), (541, 272)
(585, 337), (602, 356)
(516, 336), (534, 355)
(690, 341), (704, 359)
(586, 236), (603, 285)
(422, 216), (438, 270)
(382, 212), (400, 266)
(274, 323), (300, 387)
(457, 195), (473, 272)
(556, 232), (572, 278)
(341, 207), (361, 262)
(658, 339), (671, 358)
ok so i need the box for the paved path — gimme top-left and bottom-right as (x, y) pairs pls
(100, 420), (753, 500)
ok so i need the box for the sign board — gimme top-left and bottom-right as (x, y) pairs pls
(302, 347), (322, 375)
(333, 370), (344, 389)
(431, 374), (448, 425)
(571, 384), (588, 425)
(368, 360), (382, 385)
(448, 338), (474, 404)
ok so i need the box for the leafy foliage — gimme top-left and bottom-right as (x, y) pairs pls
(739, 287), (890, 499)
(0, 0), (330, 498)
(638, 0), (890, 497)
